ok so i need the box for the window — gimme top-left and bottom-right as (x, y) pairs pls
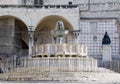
(68, 2), (72, 5)
(90, 22), (97, 34)
(34, 0), (43, 5)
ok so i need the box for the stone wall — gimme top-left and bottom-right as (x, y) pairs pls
(90, 0), (120, 3)
(78, 19), (119, 57)
(0, 0), (119, 6)
(0, 18), (15, 55)
(44, 0), (74, 5)
(44, 0), (120, 5)
(0, 0), (34, 5)
(0, 0), (19, 5)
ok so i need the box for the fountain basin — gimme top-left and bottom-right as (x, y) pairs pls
(33, 44), (87, 58)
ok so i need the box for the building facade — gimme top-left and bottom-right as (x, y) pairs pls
(0, 0), (120, 62)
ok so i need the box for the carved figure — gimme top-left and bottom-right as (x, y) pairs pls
(51, 21), (68, 43)
(102, 31), (111, 45)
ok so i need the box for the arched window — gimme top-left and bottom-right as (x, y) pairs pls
(34, 0), (43, 6)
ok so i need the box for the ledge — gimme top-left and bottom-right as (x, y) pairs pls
(0, 5), (78, 9)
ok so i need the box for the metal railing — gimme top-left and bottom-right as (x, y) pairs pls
(0, 57), (120, 73)
(98, 60), (120, 73)
(0, 57), (120, 82)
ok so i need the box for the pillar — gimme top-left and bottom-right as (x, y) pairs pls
(28, 26), (34, 57)
(102, 45), (112, 61)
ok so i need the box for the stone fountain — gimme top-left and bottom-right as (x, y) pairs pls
(0, 21), (120, 83)
(32, 20), (87, 58)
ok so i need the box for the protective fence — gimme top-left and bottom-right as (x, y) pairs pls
(0, 57), (120, 82)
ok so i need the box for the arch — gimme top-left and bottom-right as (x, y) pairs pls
(35, 15), (73, 37)
(35, 15), (73, 31)
(0, 15), (29, 56)
(0, 15), (28, 42)
(34, 15), (74, 44)
(0, 15), (28, 30)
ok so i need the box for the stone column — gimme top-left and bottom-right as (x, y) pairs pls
(102, 45), (112, 61)
(72, 30), (80, 44)
(74, 32), (79, 44)
(28, 26), (34, 57)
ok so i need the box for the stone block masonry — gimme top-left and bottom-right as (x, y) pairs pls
(0, 18), (15, 55)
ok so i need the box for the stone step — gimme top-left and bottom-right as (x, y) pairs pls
(9, 67), (114, 74)
(0, 67), (120, 82)
(1, 71), (120, 81)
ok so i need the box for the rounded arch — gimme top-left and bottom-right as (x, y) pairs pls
(35, 15), (73, 36)
(0, 15), (29, 45)
(0, 15), (28, 30)
(35, 15), (73, 31)
(34, 15), (74, 44)
(0, 15), (29, 28)
(0, 15), (29, 56)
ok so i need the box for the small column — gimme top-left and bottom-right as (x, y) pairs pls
(72, 30), (81, 44)
(28, 26), (34, 57)
(102, 32), (112, 61)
